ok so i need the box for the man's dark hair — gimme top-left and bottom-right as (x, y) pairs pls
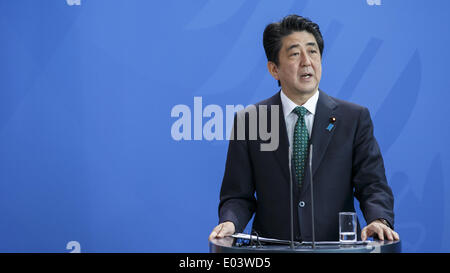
(263, 15), (324, 84)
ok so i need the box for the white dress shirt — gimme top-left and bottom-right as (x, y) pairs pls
(280, 89), (320, 174)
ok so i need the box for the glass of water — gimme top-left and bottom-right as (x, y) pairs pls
(339, 212), (357, 244)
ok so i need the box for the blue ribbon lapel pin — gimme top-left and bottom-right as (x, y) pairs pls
(326, 117), (336, 132)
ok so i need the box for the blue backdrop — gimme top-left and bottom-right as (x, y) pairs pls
(0, 0), (449, 253)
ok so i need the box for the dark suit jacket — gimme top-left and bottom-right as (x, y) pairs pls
(218, 90), (394, 242)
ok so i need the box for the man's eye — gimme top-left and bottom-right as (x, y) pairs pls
(291, 52), (299, 56)
(310, 50), (317, 54)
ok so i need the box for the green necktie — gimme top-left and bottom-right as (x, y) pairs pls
(292, 106), (309, 188)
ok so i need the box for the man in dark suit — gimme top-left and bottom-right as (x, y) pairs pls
(209, 15), (399, 242)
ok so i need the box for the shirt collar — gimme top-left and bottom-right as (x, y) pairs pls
(280, 89), (320, 119)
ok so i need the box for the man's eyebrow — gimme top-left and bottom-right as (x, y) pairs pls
(306, 42), (318, 48)
(286, 42), (318, 51)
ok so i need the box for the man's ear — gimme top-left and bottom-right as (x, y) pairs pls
(267, 61), (279, 81)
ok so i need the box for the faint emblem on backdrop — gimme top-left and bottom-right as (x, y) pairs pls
(66, 0), (81, 6)
(66, 241), (81, 253)
(367, 0), (381, 5)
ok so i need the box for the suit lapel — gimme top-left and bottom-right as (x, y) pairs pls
(310, 90), (338, 177)
(267, 91), (290, 182)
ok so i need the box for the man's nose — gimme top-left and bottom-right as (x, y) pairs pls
(300, 50), (312, 66)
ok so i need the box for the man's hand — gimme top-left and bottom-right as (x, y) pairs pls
(361, 219), (400, 241)
(208, 221), (235, 241)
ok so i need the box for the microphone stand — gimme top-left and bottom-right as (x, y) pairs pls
(289, 153), (295, 250)
(288, 143), (315, 249)
(309, 144), (316, 249)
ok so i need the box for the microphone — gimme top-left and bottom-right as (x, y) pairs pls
(309, 144), (316, 249)
(289, 153), (296, 249)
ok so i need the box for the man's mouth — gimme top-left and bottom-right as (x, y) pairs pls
(300, 73), (313, 79)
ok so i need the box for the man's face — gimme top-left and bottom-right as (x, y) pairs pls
(269, 31), (322, 97)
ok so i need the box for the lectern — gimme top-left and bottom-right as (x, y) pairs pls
(209, 236), (401, 253)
